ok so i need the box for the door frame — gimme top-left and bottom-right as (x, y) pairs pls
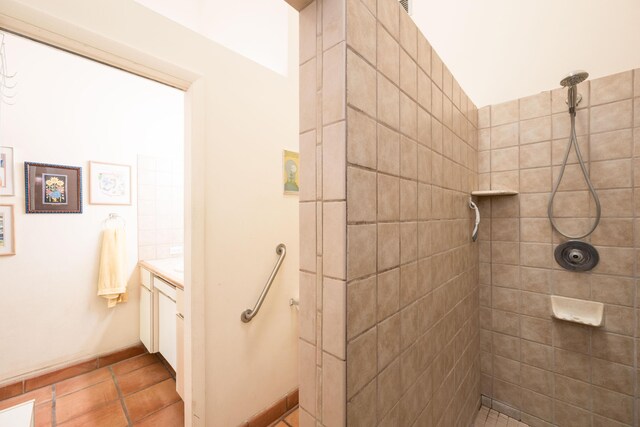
(0, 5), (206, 426)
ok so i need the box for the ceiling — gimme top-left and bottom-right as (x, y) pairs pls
(411, 0), (640, 106)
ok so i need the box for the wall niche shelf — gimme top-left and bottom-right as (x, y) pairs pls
(551, 295), (604, 327)
(471, 190), (518, 197)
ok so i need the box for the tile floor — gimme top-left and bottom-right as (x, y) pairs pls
(475, 406), (529, 427)
(271, 407), (298, 427)
(0, 353), (183, 426)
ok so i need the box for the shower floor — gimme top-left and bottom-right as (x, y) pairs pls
(475, 406), (529, 426)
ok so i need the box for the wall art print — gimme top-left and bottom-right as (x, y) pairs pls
(0, 146), (14, 196)
(24, 162), (82, 213)
(282, 150), (299, 195)
(89, 161), (132, 205)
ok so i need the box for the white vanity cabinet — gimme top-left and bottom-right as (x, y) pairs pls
(139, 265), (184, 396)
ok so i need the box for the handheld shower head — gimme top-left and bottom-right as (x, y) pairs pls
(560, 70), (589, 88)
(561, 70), (588, 115)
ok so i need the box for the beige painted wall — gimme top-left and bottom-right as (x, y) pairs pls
(0, 31), (184, 384)
(0, 1), (300, 426)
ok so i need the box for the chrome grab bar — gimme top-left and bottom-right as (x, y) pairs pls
(241, 243), (287, 323)
(469, 199), (480, 242)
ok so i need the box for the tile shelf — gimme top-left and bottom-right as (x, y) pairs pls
(471, 190), (519, 196)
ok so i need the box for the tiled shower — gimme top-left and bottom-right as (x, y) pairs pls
(297, 0), (640, 426)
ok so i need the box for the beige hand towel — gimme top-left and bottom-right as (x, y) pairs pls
(97, 225), (128, 308)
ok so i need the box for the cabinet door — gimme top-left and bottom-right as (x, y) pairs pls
(139, 285), (154, 353)
(158, 291), (177, 370)
(176, 312), (184, 399)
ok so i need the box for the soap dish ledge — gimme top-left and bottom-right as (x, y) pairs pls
(550, 295), (604, 327)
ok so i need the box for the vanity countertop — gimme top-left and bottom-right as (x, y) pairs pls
(139, 257), (184, 290)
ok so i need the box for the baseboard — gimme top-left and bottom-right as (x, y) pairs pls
(0, 343), (146, 401)
(241, 388), (299, 427)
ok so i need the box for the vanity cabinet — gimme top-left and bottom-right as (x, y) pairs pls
(139, 266), (184, 396)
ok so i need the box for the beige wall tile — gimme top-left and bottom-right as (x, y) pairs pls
(519, 92), (551, 120)
(347, 0), (376, 65)
(299, 2), (317, 64)
(322, 352), (347, 427)
(324, 43), (347, 124)
(590, 128), (632, 161)
(430, 50), (443, 89)
(431, 83), (443, 123)
(378, 223), (400, 271)
(324, 0), (346, 50)
(377, 174), (399, 221)
(346, 277), (376, 340)
(491, 99), (519, 126)
(590, 99), (633, 133)
(520, 167), (550, 193)
(300, 272), (317, 343)
(591, 357), (634, 396)
(399, 10), (417, 59)
(347, 327), (377, 398)
(347, 166), (376, 223)
(300, 58), (317, 132)
(520, 243), (552, 268)
(377, 312), (400, 370)
(300, 130), (317, 201)
(347, 380), (376, 427)
(347, 107), (377, 169)
(377, 268), (399, 321)
(491, 170), (519, 191)
(591, 158), (632, 189)
(299, 339), (317, 415)
(399, 179), (417, 220)
(378, 73), (400, 130)
(377, 0), (399, 39)
(519, 141), (551, 169)
(399, 50), (417, 99)
(399, 136), (417, 179)
(520, 116), (551, 144)
(591, 275), (634, 306)
(491, 147), (519, 172)
(400, 93), (418, 140)
(591, 386), (633, 424)
(376, 24), (399, 84)
(347, 48), (376, 117)
(323, 121), (347, 200)
(554, 401), (591, 427)
(417, 36), (431, 77)
(323, 278), (347, 358)
(491, 123), (519, 148)
(377, 359), (401, 420)
(520, 218), (551, 243)
(520, 316), (552, 345)
(347, 224), (377, 280)
(377, 124), (400, 175)
(323, 202), (347, 279)
(590, 70), (633, 105)
(300, 202), (317, 272)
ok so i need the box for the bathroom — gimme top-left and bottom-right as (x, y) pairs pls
(1, 0), (640, 426)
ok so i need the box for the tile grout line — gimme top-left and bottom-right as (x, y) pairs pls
(109, 366), (133, 427)
(51, 383), (56, 427)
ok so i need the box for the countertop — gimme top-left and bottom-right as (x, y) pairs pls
(139, 257), (184, 290)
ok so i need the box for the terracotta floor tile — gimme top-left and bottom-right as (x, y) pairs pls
(273, 423), (288, 427)
(0, 386), (53, 410)
(112, 354), (159, 377)
(55, 379), (119, 424)
(56, 368), (112, 397)
(284, 409), (299, 427)
(98, 345), (147, 368)
(56, 400), (128, 427)
(35, 402), (53, 427)
(0, 381), (23, 401)
(124, 378), (180, 422)
(133, 400), (184, 427)
(117, 363), (171, 396)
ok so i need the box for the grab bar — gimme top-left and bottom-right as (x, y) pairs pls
(469, 199), (480, 242)
(241, 243), (287, 323)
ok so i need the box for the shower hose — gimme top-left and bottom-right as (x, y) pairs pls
(547, 113), (601, 239)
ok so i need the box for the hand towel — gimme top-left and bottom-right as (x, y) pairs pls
(97, 224), (128, 308)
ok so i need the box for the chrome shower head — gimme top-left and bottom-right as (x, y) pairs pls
(560, 70), (589, 87)
(561, 70), (588, 116)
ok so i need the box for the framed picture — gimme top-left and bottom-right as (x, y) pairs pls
(0, 204), (15, 256)
(283, 150), (299, 195)
(0, 146), (14, 196)
(89, 161), (132, 205)
(24, 162), (83, 214)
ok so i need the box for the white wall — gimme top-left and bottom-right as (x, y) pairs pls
(133, 0), (290, 76)
(0, 2), (300, 426)
(412, 0), (640, 106)
(0, 32), (184, 382)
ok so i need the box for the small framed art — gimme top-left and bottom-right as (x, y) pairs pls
(24, 162), (83, 214)
(0, 146), (14, 196)
(0, 204), (15, 256)
(89, 161), (132, 205)
(283, 150), (299, 195)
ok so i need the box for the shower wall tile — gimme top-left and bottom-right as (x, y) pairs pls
(480, 68), (640, 426)
(344, 2), (480, 425)
(298, 1), (348, 424)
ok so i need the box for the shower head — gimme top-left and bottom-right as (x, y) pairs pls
(560, 70), (589, 87)
(561, 70), (588, 116)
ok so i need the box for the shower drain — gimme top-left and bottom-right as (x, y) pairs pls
(554, 240), (599, 272)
